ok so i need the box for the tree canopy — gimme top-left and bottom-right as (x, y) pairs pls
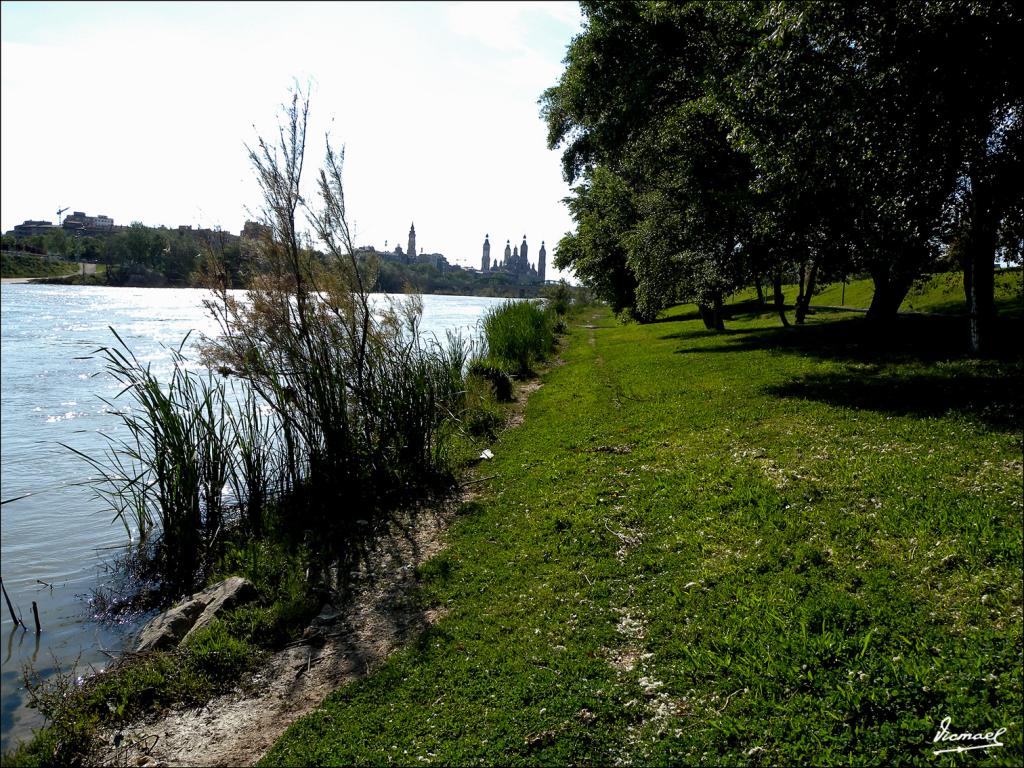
(542, 0), (1023, 347)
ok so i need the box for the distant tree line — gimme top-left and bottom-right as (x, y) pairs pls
(373, 259), (545, 298)
(542, 0), (1022, 353)
(1, 224), (550, 297)
(1, 224), (244, 288)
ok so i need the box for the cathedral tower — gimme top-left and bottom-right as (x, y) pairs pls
(481, 234), (491, 271)
(538, 241), (546, 283)
(407, 223), (416, 264)
(504, 239), (511, 266)
(520, 235), (528, 270)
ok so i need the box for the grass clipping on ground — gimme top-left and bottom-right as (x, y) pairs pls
(261, 304), (1022, 766)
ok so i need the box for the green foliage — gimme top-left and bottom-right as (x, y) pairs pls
(467, 360), (514, 404)
(539, 280), (574, 317)
(262, 304), (1022, 766)
(480, 300), (556, 377)
(0, 252), (80, 278)
(459, 371), (506, 439)
(542, 0), (1022, 342)
(555, 166), (639, 316)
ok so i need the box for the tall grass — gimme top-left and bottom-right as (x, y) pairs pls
(75, 306), (472, 595)
(480, 299), (556, 377)
(68, 330), (242, 593)
(72, 91), (499, 597)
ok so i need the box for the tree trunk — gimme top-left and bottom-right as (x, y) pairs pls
(697, 303), (716, 330)
(712, 291), (726, 331)
(964, 171), (998, 356)
(866, 266), (913, 326)
(796, 261), (807, 310)
(754, 279), (766, 306)
(794, 261), (819, 325)
(773, 270), (790, 327)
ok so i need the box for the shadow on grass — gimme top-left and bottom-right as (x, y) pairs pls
(669, 312), (1022, 432)
(655, 300), (789, 339)
(672, 312), (1022, 364)
(766, 367), (1021, 432)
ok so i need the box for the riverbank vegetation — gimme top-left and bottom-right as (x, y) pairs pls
(263, 300), (1021, 766)
(0, 252), (81, 279)
(2, 92), (577, 766)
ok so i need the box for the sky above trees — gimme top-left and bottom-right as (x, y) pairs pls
(0, 1), (583, 277)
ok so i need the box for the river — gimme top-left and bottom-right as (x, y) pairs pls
(0, 283), (505, 753)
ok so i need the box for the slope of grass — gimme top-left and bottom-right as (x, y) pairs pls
(262, 305), (1022, 766)
(735, 268), (1023, 317)
(812, 269), (1023, 316)
(1, 252), (80, 278)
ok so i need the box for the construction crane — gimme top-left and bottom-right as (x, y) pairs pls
(56, 206), (69, 226)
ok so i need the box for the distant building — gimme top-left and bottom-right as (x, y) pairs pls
(481, 234), (544, 284)
(355, 222), (544, 280)
(481, 235), (491, 271)
(6, 212), (247, 248)
(357, 222), (450, 271)
(62, 211), (119, 235)
(10, 220), (57, 238)
(239, 220), (273, 264)
(178, 224), (240, 250)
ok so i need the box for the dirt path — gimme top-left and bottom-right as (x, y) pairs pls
(96, 378), (546, 768)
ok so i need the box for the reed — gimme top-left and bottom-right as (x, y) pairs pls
(67, 330), (246, 593)
(73, 91), (492, 597)
(480, 299), (557, 377)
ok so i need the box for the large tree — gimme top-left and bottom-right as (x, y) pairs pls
(542, 1), (754, 325)
(728, 1), (1022, 331)
(554, 165), (639, 317)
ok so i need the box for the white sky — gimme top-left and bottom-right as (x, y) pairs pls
(0, 1), (583, 279)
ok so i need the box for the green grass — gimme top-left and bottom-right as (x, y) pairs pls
(262, 303), (1022, 766)
(1, 252), (81, 278)
(737, 268), (1023, 318)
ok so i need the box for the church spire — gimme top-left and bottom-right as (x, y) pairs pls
(407, 223), (416, 265)
(481, 234), (491, 272)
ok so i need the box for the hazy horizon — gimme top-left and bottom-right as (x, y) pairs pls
(1, 1), (584, 278)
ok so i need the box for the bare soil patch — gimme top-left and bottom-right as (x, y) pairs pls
(96, 505), (456, 768)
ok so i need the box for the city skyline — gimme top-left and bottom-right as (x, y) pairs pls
(0, 1), (584, 279)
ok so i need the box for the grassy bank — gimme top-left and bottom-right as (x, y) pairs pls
(263, 303), (1022, 766)
(3, 297), (568, 766)
(0, 252), (81, 279)
(740, 268), (1023, 318)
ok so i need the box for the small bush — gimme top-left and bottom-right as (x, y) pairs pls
(461, 371), (506, 439)
(540, 281), (573, 316)
(467, 359), (514, 403)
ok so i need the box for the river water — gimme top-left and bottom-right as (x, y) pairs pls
(0, 283), (505, 753)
